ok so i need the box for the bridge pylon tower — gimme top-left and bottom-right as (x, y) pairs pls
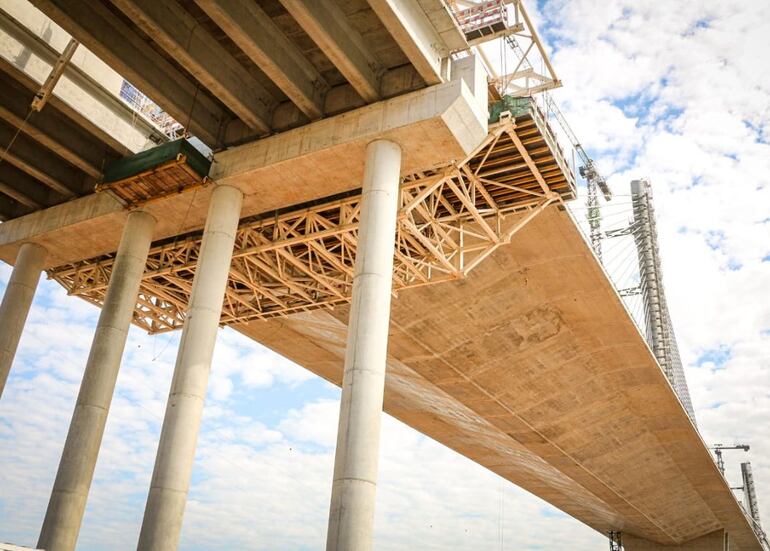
(630, 179), (696, 422)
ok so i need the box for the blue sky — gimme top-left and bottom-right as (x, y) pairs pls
(2, 0), (770, 550)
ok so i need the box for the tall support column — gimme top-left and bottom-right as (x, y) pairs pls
(137, 184), (243, 551)
(38, 210), (156, 551)
(326, 139), (401, 551)
(0, 241), (47, 399)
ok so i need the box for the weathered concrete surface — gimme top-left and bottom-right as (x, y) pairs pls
(0, 242), (46, 398)
(38, 210), (156, 551)
(236, 206), (761, 550)
(326, 139), (401, 551)
(138, 184), (243, 551)
(211, 66), (486, 217)
(0, 59), (486, 269)
(624, 530), (727, 550)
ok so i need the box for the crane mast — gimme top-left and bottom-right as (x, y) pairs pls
(544, 94), (612, 259)
(710, 443), (750, 476)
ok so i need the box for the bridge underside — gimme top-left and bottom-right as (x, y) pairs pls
(237, 207), (758, 550)
(0, 53), (758, 551)
(0, 1), (760, 549)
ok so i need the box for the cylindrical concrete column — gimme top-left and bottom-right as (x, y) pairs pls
(0, 241), (47, 399)
(137, 184), (243, 551)
(38, 210), (156, 551)
(326, 139), (402, 551)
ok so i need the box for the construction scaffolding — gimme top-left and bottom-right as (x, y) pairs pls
(49, 98), (575, 333)
(450, 0), (561, 98)
(119, 80), (184, 140)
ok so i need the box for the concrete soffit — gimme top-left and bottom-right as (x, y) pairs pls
(0, 56), (489, 267)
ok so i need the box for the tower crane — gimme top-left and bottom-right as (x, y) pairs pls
(544, 94), (612, 259)
(709, 443), (750, 476)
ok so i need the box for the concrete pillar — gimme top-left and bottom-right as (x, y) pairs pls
(137, 184), (243, 551)
(0, 241), (47, 399)
(622, 530), (727, 550)
(326, 139), (402, 551)
(38, 210), (156, 551)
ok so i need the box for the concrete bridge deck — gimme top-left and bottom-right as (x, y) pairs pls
(238, 205), (760, 550)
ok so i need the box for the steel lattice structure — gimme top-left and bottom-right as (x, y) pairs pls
(50, 102), (575, 334)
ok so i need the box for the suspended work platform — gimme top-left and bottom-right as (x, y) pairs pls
(96, 139), (211, 207)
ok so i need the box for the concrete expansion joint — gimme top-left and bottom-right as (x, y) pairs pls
(353, 271), (391, 280)
(188, 304), (227, 316)
(8, 281), (37, 292)
(361, 189), (393, 197)
(169, 391), (205, 402)
(349, 366), (387, 376)
(333, 476), (377, 486)
(19, 241), (48, 254)
(365, 137), (401, 151)
(98, 323), (130, 334)
(74, 402), (109, 414)
(201, 229), (237, 239)
(120, 251), (153, 263)
(213, 182), (241, 191)
(51, 487), (85, 498)
(127, 208), (158, 221)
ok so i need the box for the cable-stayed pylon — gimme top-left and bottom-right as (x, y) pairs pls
(630, 179), (696, 423)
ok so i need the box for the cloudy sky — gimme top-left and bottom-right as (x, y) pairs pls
(1, 0), (769, 549)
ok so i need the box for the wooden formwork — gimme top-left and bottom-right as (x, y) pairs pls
(49, 102), (576, 333)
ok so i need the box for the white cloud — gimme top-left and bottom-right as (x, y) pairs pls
(546, 0), (770, 526)
(2, 0), (770, 549)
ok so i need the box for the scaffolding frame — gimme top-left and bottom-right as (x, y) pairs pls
(451, 0), (561, 97)
(50, 103), (575, 333)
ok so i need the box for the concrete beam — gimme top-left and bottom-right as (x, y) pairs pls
(0, 56), (488, 268)
(366, 0), (452, 85)
(0, 68), (114, 179)
(0, 164), (62, 209)
(0, 182), (41, 210)
(109, 0), (275, 133)
(223, 64), (426, 144)
(279, 0), (383, 103)
(0, 200), (18, 221)
(0, 55), (132, 160)
(214, 66), (488, 205)
(0, 122), (82, 198)
(195, 0), (328, 120)
(623, 530), (728, 550)
(0, 6), (161, 151)
(29, 0), (228, 147)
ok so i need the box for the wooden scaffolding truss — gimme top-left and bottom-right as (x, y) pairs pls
(49, 101), (575, 333)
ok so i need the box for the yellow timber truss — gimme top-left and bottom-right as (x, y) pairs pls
(50, 104), (575, 334)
